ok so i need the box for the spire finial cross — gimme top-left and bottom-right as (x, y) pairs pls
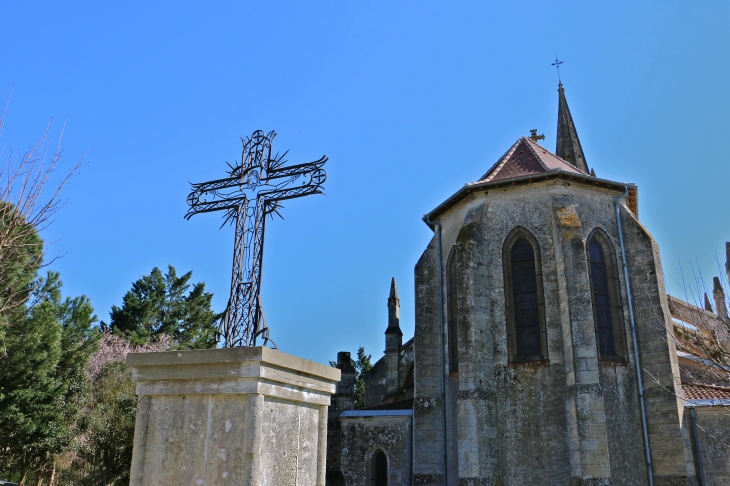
(552, 55), (564, 82)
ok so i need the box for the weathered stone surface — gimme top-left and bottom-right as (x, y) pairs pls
(406, 179), (693, 485)
(688, 406), (730, 486)
(339, 411), (412, 485)
(327, 132), (717, 483)
(127, 347), (339, 486)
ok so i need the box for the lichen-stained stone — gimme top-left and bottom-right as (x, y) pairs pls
(419, 176), (694, 485)
(127, 347), (340, 486)
(339, 411), (413, 485)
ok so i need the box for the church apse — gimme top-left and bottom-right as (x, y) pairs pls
(327, 83), (711, 485)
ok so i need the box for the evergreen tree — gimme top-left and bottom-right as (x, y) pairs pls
(106, 265), (219, 349)
(331, 346), (372, 408)
(353, 346), (372, 408)
(0, 271), (100, 482)
(0, 202), (43, 355)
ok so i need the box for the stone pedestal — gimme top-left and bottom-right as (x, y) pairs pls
(127, 347), (340, 486)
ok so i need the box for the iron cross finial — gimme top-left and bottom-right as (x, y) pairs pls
(552, 55), (563, 82)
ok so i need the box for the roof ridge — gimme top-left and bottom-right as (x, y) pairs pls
(522, 137), (550, 171)
(479, 138), (523, 182)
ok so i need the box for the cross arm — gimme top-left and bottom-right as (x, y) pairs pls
(185, 176), (248, 219)
(265, 155), (327, 180)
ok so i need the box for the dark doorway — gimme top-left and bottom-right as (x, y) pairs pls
(372, 449), (387, 486)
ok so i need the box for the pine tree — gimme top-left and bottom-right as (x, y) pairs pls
(332, 346), (372, 408)
(0, 271), (100, 482)
(353, 346), (372, 408)
(106, 265), (219, 349)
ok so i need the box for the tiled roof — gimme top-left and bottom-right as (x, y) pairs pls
(477, 137), (587, 184)
(682, 383), (730, 401)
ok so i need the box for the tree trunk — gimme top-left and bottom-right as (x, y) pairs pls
(34, 472), (43, 486)
(47, 461), (56, 486)
(101, 458), (107, 486)
(18, 469), (28, 486)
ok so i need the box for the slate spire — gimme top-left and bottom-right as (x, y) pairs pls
(556, 83), (590, 173)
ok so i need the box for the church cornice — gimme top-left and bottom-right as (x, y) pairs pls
(423, 171), (637, 229)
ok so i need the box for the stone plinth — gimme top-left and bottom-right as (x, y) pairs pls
(127, 347), (340, 486)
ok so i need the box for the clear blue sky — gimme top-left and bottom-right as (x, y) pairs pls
(1, 1), (728, 365)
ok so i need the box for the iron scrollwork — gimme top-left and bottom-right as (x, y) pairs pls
(185, 130), (328, 348)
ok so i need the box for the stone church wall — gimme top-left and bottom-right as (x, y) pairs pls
(413, 180), (695, 484)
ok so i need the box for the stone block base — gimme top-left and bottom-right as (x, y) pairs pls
(127, 347), (340, 486)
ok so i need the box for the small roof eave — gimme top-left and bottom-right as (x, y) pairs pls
(685, 398), (730, 408)
(340, 409), (413, 418)
(423, 170), (634, 230)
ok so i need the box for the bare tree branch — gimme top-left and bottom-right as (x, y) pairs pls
(0, 93), (89, 356)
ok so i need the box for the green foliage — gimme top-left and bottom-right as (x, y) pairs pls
(331, 346), (372, 409)
(354, 346), (372, 408)
(83, 361), (137, 486)
(0, 270), (100, 479)
(107, 265), (220, 349)
(0, 202), (43, 334)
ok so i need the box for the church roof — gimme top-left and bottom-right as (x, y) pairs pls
(478, 136), (588, 183)
(682, 383), (730, 404)
(424, 135), (636, 226)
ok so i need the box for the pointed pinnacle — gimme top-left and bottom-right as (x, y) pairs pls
(704, 292), (713, 312)
(389, 277), (399, 300)
(714, 276), (724, 294)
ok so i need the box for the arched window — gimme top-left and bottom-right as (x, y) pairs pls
(503, 229), (547, 362)
(372, 449), (388, 486)
(587, 232), (627, 360)
(446, 249), (459, 373)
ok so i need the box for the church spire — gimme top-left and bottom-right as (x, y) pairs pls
(556, 83), (590, 173)
(386, 278), (401, 336)
(385, 277), (402, 355)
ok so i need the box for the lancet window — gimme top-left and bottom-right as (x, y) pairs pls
(587, 231), (627, 360)
(503, 229), (547, 362)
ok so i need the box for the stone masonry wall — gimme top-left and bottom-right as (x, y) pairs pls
(413, 235), (446, 485)
(689, 407), (730, 485)
(339, 415), (412, 485)
(421, 180), (693, 485)
(621, 206), (696, 485)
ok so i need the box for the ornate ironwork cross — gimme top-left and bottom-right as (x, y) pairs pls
(552, 55), (564, 81)
(185, 130), (327, 348)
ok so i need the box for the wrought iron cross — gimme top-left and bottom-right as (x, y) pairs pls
(552, 55), (564, 82)
(185, 130), (327, 348)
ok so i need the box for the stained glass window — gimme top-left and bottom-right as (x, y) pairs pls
(588, 237), (624, 359)
(511, 237), (542, 357)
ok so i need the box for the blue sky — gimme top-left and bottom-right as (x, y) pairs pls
(1, 1), (728, 365)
